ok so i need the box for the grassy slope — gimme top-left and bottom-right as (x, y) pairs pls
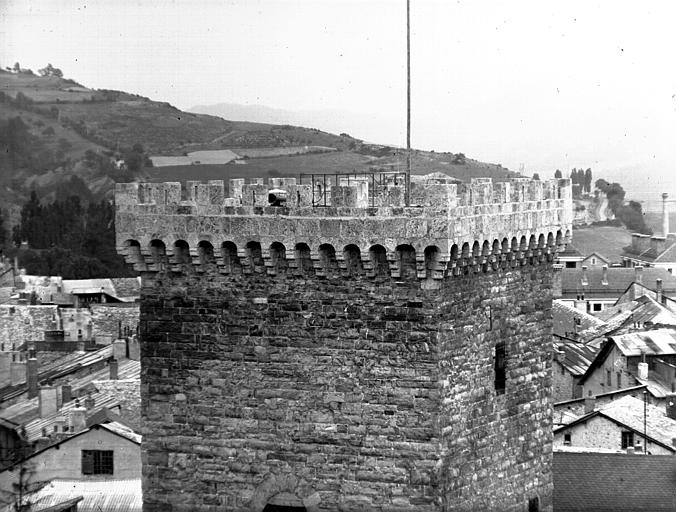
(570, 225), (633, 263)
(1, 71), (518, 193)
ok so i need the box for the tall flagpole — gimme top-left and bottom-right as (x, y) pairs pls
(405, 0), (411, 206)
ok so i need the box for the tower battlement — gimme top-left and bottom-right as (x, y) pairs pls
(117, 173), (568, 511)
(115, 176), (572, 279)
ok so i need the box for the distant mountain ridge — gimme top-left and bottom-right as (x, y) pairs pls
(188, 102), (388, 144)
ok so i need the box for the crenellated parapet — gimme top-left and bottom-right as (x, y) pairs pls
(115, 176), (573, 279)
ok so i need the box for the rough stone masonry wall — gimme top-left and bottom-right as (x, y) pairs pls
(139, 263), (552, 512)
(90, 303), (140, 341)
(0, 304), (58, 348)
(437, 266), (553, 511)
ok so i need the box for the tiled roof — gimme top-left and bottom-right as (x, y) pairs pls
(598, 295), (676, 329)
(0, 346), (114, 404)
(553, 451), (676, 511)
(553, 340), (598, 377)
(558, 244), (584, 258)
(561, 267), (676, 298)
(599, 395), (676, 448)
(611, 328), (676, 357)
(0, 359), (140, 428)
(9, 479), (142, 512)
(623, 237), (676, 263)
(554, 396), (676, 452)
(552, 300), (607, 340)
(655, 242), (676, 263)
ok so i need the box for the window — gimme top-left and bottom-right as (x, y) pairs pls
(564, 433), (571, 445)
(593, 303), (602, 312)
(621, 431), (634, 449)
(606, 370), (612, 387)
(528, 497), (539, 512)
(617, 372), (622, 388)
(565, 262), (576, 268)
(494, 341), (506, 394)
(82, 450), (114, 475)
(591, 257), (597, 265)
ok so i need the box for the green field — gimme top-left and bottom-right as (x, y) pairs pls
(145, 151), (374, 184)
(570, 225), (633, 263)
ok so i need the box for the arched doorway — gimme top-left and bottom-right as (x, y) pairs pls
(262, 492), (307, 512)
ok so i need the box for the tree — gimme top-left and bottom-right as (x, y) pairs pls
(12, 62), (20, 73)
(584, 168), (592, 193)
(37, 63), (63, 78)
(532, 173), (540, 180)
(554, 169), (562, 179)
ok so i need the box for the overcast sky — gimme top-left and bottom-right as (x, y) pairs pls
(1, 0), (675, 203)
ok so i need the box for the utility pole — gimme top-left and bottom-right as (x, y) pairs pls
(643, 390), (647, 454)
(405, 0), (411, 206)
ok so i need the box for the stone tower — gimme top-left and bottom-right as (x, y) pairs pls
(115, 175), (573, 512)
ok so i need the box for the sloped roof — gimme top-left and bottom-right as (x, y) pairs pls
(611, 328), (676, 357)
(600, 395), (676, 447)
(582, 252), (610, 264)
(598, 295), (676, 329)
(61, 278), (139, 302)
(553, 340), (598, 377)
(655, 242), (676, 263)
(557, 244), (584, 259)
(552, 300), (607, 340)
(11, 479), (141, 512)
(622, 236), (676, 263)
(0, 358), (140, 429)
(561, 267), (676, 298)
(553, 451), (676, 511)
(0, 346), (114, 404)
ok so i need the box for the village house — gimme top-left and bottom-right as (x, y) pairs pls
(578, 328), (676, 401)
(0, 418), (141, 508)
(553, 395), (676, 455)
(555, 264), (676, 314)
(622, 233), (676, 274)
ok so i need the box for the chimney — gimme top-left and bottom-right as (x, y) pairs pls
(112, 339), (127, 360)
(635, 266), (644, 285)
(667, 394), (676, 420)
(38, 386), (58, 417)
(10, 360), (26, 386)
(552, 264), (563, 299)
(584, 396), (596, 414)
(581, 265), (589, 286)
(128, 336), (140, 361)
(638, 362), (649, 380)
(0, 353), (11, 387)
(574, 299), (587, 313)
(27, 356), (39, 398)
(84, 394), (95, 411)
(651, 236), (667, 257)
(61, 384), (72, 404)
(601, 265), (609, 286)
(109, 359), (119, 380)
(656, 278), (663, 304)
(69, 406), (87, 433)
(663, 193), (670, 237)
